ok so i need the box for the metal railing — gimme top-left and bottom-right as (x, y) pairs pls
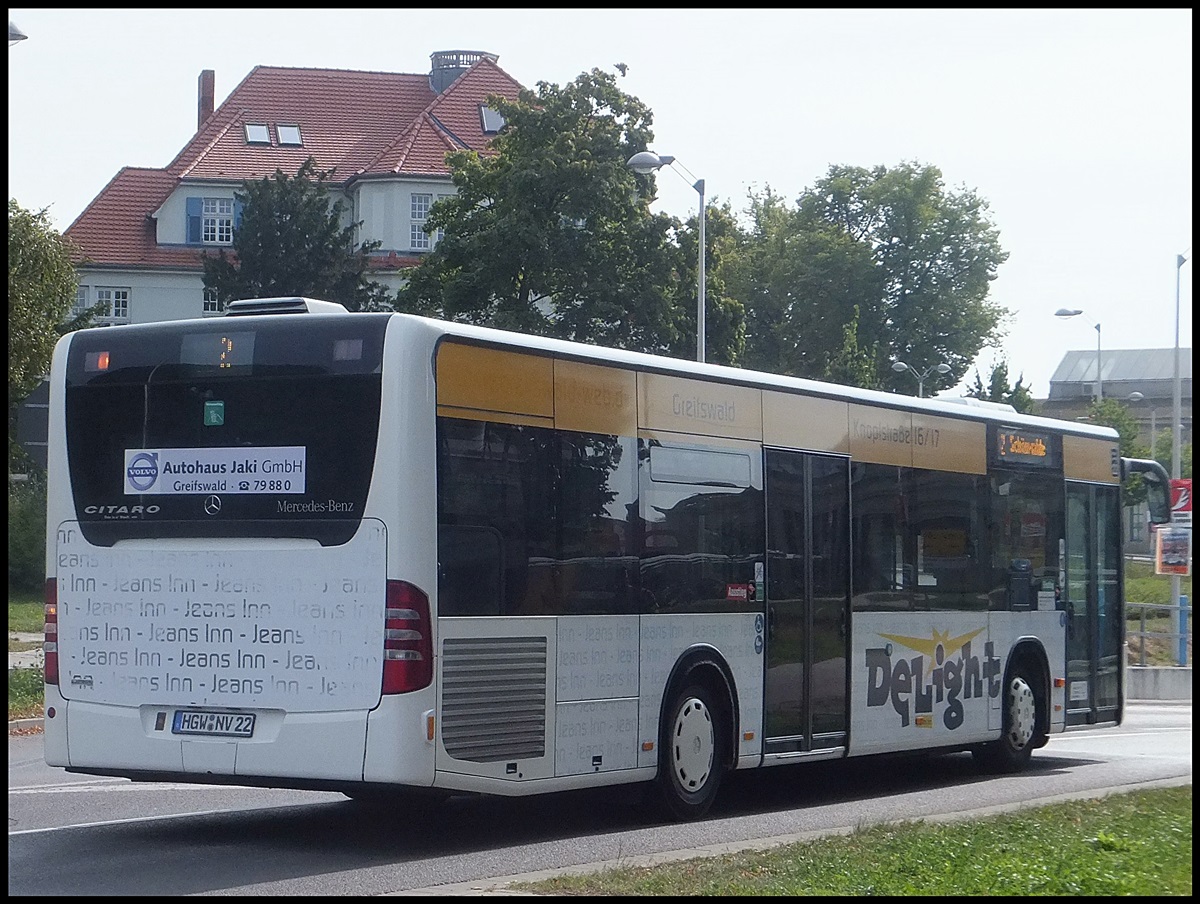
(1126, 597), (1191, 667)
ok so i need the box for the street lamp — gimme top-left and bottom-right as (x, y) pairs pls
(1171, 250), (1189, 656)
(628, 151), (706, 362)
(1128, 392), (1158, 452)
(1055, 309), (1102, 400)
(1173, 252), (1189, 485)
(892, 360), (951, 398)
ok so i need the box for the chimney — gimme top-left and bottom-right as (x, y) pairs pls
(197, 69), (215, 129)
(428, 50), (497, 94)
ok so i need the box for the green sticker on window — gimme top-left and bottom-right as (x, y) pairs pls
(204, 401), (225, 426)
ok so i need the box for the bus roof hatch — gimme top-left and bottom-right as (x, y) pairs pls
(224, 297), (349, 316)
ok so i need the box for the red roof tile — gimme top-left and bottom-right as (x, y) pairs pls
(66, 168), (203, 269)
(67, 56), (523, 272)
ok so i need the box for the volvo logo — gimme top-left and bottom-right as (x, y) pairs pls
(203, 495), (222, 516)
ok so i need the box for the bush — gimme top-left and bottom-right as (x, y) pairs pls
(8, 472), (47, 594)
(8, 666), (45, 720)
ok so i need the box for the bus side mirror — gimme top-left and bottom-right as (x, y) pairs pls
(1121, 457), (1171, 524)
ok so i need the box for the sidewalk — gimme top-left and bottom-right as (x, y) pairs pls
(9, 632), (44, 671)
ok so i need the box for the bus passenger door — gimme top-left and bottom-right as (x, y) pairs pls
(763, 449), (851, 753)
(1064, 483), (1123, 725)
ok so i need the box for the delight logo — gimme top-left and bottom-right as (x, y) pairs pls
(864, 628), (1001, 730)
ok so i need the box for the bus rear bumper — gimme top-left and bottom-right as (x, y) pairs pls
(49, 696), (374, 783)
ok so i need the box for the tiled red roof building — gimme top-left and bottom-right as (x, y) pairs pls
(65, 50), (520, 323)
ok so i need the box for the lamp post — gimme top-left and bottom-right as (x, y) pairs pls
(628, 151), (706, 363)
(1173, 252), (1188, 485)
(1128, 392), (1157, 450)
(891, 360), (951, 398)
(1171, 251), (1189, 629)
(1055, 308), (1102, 400)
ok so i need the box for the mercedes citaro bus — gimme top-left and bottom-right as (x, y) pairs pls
(42, 297), (1170, 820)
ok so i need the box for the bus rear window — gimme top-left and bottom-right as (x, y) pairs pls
(64, 315), (390, 546)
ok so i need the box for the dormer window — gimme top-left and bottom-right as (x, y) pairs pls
(186, 196), (240, 245)
(480, 106), (505, 134)
(244, 123), (271, 144)
(202, 198), (235, 244)
(277, 124), (302, 146)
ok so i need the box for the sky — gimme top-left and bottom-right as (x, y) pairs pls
(7, 8), (1192, 398)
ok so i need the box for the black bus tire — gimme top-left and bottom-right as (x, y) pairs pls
(974, 665), (1039, 773)
(657, 682), (725, 821)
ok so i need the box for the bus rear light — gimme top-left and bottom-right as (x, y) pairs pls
(382, 581), (433, 694)
(44, 579), (59, 686)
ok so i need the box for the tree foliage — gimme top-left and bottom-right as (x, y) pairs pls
(731, 163), (1009, 393)
(8, 200), (78, 408)
(396, 68), (739, 360)
(824, 305), (882, 389)
(965, 361), (1037, 413)
(1150, 430), (1192, 480)
(727, 187), (881, 383)
(1085, 397), (1150, 507)
(202, 159), (392, 311)
(8, 470), (47, 593)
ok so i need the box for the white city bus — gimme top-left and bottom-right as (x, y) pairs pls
(42, 297), (1171, 820)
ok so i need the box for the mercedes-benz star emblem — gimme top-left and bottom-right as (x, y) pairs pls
(204, 495), (222, 515)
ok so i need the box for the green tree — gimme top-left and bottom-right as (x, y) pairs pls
(9, 199), (82, 467)
(8, 470), (47, 593)
(824, 305), (882, 389)
(203, 158), (392, 312)
(396, 67), (733, 360)
(729, 187), (883, 382)
(9, 200), (78, 406)
(965, 361), (1037, 413)
(736, 162), (1009, 394)
(1152, 430), (1192, 480)
(1086, 397), (1150, 507)
(1087, 397), (1145, 458)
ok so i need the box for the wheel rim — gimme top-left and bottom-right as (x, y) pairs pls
(1006, 676), (1036, 750)
(671, 696), (714, 792)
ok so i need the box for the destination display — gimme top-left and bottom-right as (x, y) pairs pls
(992, 427), (1060, 469)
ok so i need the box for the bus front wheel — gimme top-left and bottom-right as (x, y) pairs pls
(974, 666), (1038, 773)
(657, 682), (725, 821)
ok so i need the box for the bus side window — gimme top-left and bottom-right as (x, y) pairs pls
(438, 525), (504, 616)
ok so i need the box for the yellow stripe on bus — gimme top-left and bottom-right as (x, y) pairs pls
(638, 372), (762, 441)
(436, 342), (553, 418)
(1062, 435), (1119, 483)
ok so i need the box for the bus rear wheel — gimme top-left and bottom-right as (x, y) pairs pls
(974, 666), (1038, 773)
(657, 682), (725, 821)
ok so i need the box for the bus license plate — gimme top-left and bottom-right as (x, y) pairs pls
(172, 710), (256, 738)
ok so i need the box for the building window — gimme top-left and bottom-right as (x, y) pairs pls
(480, 106), (506, 134)
(202, 198), (234, 245)
(436, 193), (453, 244)
(411, 193), (432, 250)
(277, 124), (302, 146)
(244, 123), (271, 144)
(187, 196), (240, 245)
(72, 286), (90, 318)
(96, 287), (130, 324)
(203, 287), (224, 315)
(1128, 504), (1145, 542)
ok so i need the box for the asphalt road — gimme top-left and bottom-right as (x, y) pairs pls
(7, 702), (1190, 896)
